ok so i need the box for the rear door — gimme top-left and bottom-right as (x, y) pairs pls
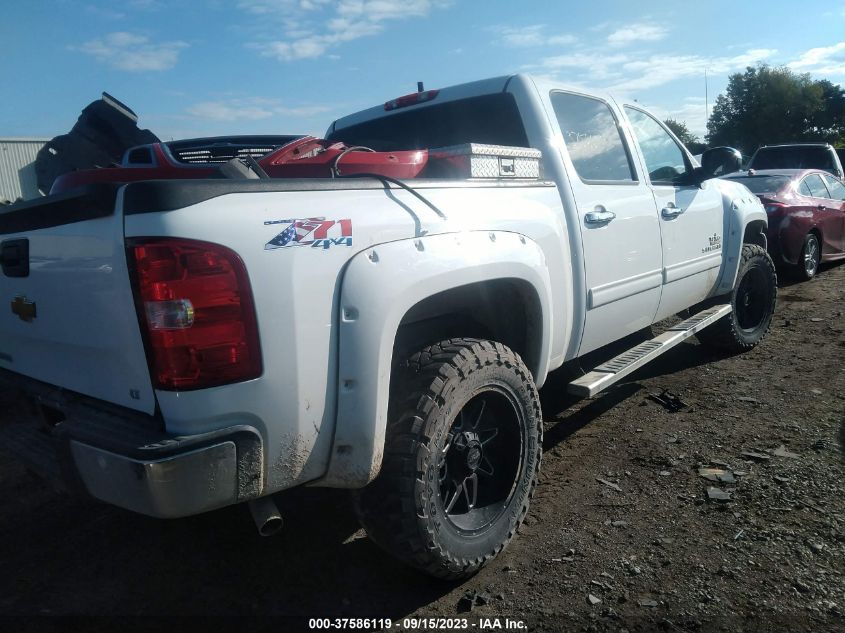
(800, 173), (844, 256)
(0, 188), (155, 413)
(548, 90), (663, 355)
(622, 106), (724, 321)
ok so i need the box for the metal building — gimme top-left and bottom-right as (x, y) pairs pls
(0, 138), (48, 203)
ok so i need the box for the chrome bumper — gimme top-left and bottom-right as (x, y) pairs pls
(71, 440), (239, 518)
(0, 368), (264, 519)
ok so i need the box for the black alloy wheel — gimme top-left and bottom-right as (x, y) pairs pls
(437, 388), (523, 534)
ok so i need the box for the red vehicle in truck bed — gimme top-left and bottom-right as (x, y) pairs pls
(50, 135), (429, 194)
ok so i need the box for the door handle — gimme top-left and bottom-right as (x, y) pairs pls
(585, 209), (616, 225)
(661, 204), (685, 219)
(1, 239), (29, 278)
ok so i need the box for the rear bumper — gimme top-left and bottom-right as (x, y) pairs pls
(765, 216), (800, 267)
(0, 369), (263, 518)
(70, 440), (240, 518)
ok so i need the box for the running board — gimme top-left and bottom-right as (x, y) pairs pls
(567, 304), (732, 398)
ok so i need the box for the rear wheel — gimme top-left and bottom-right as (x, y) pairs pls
(353, 338), (542, 580)
(795, 233), (820, 281)
(697, 244), (777, 352)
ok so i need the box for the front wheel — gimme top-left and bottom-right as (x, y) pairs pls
(353, 339), (542, 580)
(697, 244), (777, 352)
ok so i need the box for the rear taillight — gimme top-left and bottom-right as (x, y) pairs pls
(128, 238), (262, 391)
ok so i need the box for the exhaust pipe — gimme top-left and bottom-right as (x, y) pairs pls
(248, 496), (283, 537)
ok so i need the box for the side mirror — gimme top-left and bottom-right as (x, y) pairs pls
(700, 146), (743, 179)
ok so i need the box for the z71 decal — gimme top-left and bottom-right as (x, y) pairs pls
(264, 217), (353, 250)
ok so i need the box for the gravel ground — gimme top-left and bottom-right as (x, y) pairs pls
(0, 262), (843, 633)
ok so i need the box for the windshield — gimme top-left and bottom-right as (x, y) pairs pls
(750, 146), (834, 171)
(723, 175), (792, 194)
(327, 94), (529, 151)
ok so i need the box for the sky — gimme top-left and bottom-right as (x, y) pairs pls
(2, 1), (845, 143)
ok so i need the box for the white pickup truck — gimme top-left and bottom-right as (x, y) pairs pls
(0, 74), (776, 579)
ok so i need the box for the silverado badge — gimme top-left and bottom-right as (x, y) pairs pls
(702, 233), (722, 254)
(11, 295), (36, 322)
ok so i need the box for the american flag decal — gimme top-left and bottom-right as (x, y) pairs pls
(264, 217), (354, 250)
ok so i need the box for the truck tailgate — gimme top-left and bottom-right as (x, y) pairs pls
(0, 187), (155, 414)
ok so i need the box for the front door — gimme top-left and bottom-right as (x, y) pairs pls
(549, 91), (663, 355)
(623, 106), (725, 321)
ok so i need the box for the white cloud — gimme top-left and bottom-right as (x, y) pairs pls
(787, 42), (845, 76)
(277, 104), (334, 117)
(607, 24), (667, 47)
(187, 98), (332, 122)
(492, 24), (576, 48)
(84, 0), (161, 19)
(647, 97), (708, 139)
(610, 48), (776, 92)
(187, 102), (274, 121)
(526, 44), (778, 100)
(240, 0), (452, 61)
(85, 5), (126, 19)
(75, 32), (187, 71)
(538, 52), (630, 81)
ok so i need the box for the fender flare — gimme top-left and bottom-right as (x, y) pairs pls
(318, 230), (553, 488)
(714, 192), (768, 295)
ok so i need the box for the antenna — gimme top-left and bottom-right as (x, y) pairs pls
(705, 68), (709, 123)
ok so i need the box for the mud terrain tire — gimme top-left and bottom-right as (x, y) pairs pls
(697, 244), (777, 352)
(353, 338), (542, 580)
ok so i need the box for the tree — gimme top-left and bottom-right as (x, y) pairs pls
(664, 119), (706, 154)
(813, 80), (845, 144)
(706, 65), (845, 154)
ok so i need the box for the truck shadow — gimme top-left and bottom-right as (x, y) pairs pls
(0, 335), (759, 622)
(539, 339), (728, 452)
(0, 471), (456, 620)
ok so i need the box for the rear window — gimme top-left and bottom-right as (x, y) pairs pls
(822, 174), (845, 200)
(750, 146), (835, 172)
(803, 173), (831, 198)
(549, 92), (635, 183)
(723, 175), (792, 194)
(327, 94), (529, 151)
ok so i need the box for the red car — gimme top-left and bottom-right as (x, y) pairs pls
(724, 169), (845, 280)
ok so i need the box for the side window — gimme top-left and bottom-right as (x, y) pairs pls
(799, 179), (813, 196)
(550, 91), (636, 183)
(822, 174), (845, 201)
(804, 174), (831, 199)
(624, 106), (691, 185)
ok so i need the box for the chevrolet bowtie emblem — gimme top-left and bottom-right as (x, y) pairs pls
(11, 295), (36, 322)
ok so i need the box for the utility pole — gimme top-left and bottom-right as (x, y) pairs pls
(705, 68), (709, 123)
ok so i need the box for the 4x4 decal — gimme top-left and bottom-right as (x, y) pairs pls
(264, 217), (353, 250)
